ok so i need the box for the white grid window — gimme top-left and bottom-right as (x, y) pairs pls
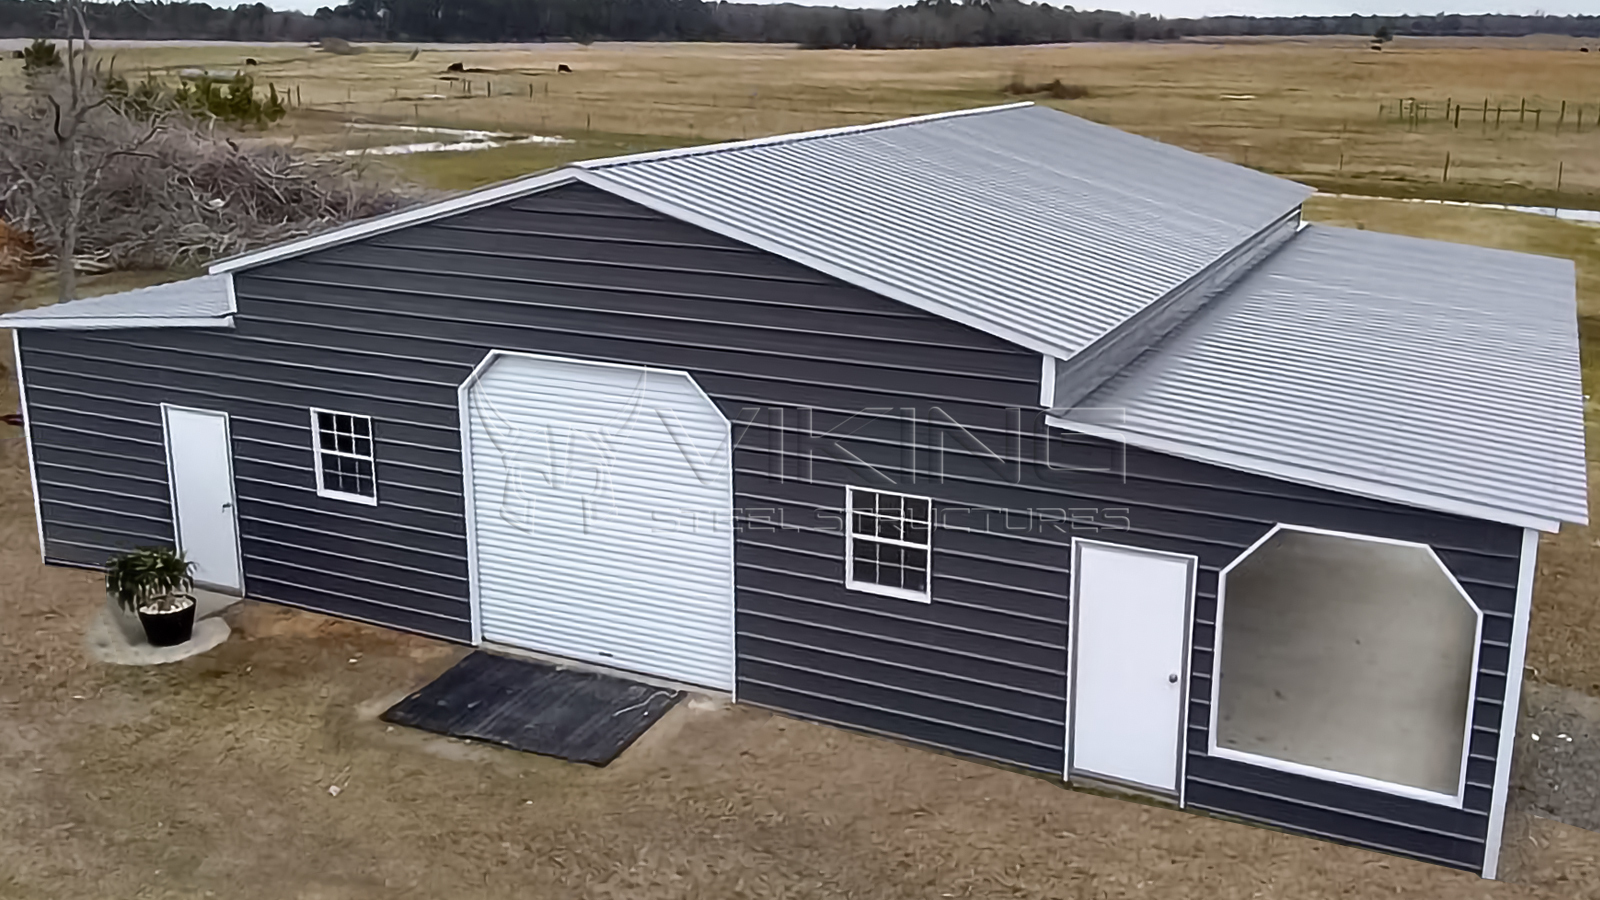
(845, 486), (932, 602)
(311, 409), (377, 504)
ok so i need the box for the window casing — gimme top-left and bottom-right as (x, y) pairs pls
(1209, 524), (1481, 807)
(845, 486), (932, 602)
(311, 409), (377, 505)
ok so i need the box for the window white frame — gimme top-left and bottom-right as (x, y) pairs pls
(1208, 523), (1483, 809)
(843, 485), (933, 603)
(309, 408), (378, 506)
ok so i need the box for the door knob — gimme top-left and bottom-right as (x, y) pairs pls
(1168, 673), (1179, 684)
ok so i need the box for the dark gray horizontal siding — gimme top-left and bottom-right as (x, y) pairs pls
(14, 182), (1522, 873)
(18, 322), (475, 640)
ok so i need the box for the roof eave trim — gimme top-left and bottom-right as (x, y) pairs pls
(2, 315), (235, 330)
(208, 170), (581, 275)
(572, 168), (1070, 360)
(1045, 414), (1574, 533)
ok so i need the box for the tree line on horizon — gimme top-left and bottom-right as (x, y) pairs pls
(2, 0), (1597, 48)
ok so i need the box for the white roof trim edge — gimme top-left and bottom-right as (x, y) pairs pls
(1045, 415), (1569, 532)
(209, 170), (581, 274)
(3, 316), (235, 330)
(572, 168), (1069, 360)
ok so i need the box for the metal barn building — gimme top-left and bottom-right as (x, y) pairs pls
(3, 102), (1586, 878)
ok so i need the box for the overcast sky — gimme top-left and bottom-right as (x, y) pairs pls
(260, 0), (1597, 18)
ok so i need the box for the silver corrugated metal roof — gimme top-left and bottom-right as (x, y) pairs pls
(0, 274), (233, 328)
(1049, 224), (1588, 530)
(581, 103), (1312, 360)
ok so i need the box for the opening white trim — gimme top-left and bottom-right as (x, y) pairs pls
(455, 348), (738, 696)
(12, 333), (46, 564)
(309, 408), (378, 506)
(1208, 522), (1483, 809)
(1482, 527), (1540, 879)
(844, 485), (933, 603)
(1065, 538), (1197, 797)
(160, 403), (245, 594)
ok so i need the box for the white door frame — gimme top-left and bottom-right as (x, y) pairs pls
(1066, 537), (1197, 801)
(455, 348), (738, 697)
(160, 403), (244, 594)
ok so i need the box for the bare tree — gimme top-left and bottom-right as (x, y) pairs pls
(0, 0), (163, 301)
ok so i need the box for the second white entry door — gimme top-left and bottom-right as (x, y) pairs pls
(1069, 540), (1195, 793)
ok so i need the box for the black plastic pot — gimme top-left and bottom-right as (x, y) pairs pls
(138, 596), (197, 647)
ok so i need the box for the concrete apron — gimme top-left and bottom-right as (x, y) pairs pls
(88, 588), (239, 666)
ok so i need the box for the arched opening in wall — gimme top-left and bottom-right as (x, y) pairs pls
(1212, 526), (1480, 803)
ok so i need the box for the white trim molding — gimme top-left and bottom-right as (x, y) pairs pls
(1039, 355), (1057, 409)
(309, 407), (379, 506)
(210, 171), (581, 274)
(843, 484), (934, 604)
(1482, 527), (1540, 880)
(1045, 415), (1563, 533)
(0, 316), (234, 330)
(1065, 537), (1198, 800)
(574, 168), (1076, 362)
(1208, 522), (1484, 810)
(160, 403), (247, 595)
(12, 333), (46, 564)
(453, 348), (737, 694)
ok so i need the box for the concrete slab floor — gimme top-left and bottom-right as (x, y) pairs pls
(86, 588), (240, 666)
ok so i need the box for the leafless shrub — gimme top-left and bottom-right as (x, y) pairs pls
(0, 74), (415, 274)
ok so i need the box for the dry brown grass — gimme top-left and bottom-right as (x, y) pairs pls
(3, 36), (1598, 203)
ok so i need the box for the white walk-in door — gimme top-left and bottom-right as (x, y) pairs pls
(1069, 540), (1195, 793)
(464, 352), (735, 690)
(161, 405), (243, 593)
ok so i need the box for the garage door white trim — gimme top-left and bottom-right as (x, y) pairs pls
(457, 349), (736, 694)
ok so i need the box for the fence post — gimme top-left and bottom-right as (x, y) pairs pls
(1443, 151), (1450, 183)
(1520, 97), (1526, 123)
(1558, 160), (1564, 193)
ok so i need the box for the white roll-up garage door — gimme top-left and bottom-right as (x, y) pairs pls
(463, 352), (734, 690)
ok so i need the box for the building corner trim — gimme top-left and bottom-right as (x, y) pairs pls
(1482, 526), (1540, 879)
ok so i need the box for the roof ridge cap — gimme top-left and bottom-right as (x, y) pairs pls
(577, 101), (1034, 171)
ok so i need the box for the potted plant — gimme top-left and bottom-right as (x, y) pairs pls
(105, 547), (197, 647)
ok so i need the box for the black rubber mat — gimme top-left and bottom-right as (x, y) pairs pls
(381, 651), (682, 765)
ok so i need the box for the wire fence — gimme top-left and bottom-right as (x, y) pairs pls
(1378, 97), (1600, 133)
